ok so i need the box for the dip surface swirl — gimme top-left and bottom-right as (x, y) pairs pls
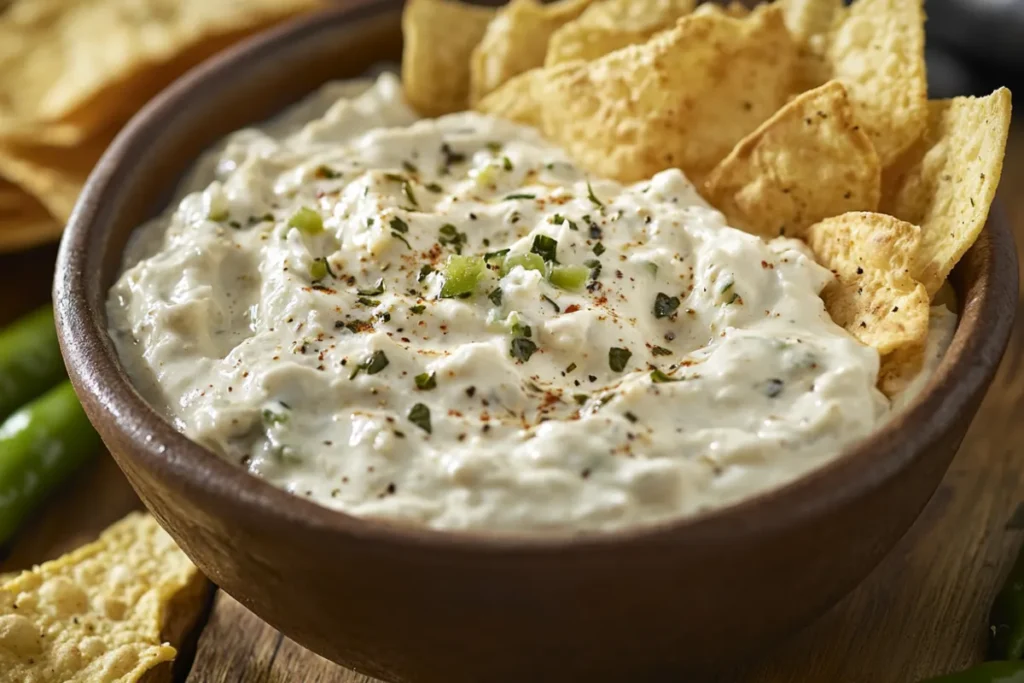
(107, 74), (949, 533)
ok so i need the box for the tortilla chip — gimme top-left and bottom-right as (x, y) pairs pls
(0, 513), (210, 683)
(806, 212), (929, 362)
(702, 81), (880, 239)
(537, 4), (797, 183)
(544, 0), (696, 66)
(0, 191), (62, 253)
(0, 180), (24, 212)
(877, 346), (925, 397)
(402, 0), (497, 117)
(881, 89), (1012, 296)
(722, 2), (751, 18)
(781, 0), (927, 166)
(469, 0), (593, 104)
(0, 0), (324, 146)
(0, 127), (114, 224)
(474, 67), (552, 129)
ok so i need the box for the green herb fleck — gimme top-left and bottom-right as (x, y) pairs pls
(262, 407), (289, 425)
(586, 181), (604, 208)
(505, 193), (536, 201)
(651, 346), (672, 357)
(502, 156), (514, 171)
(402, 160), (419, 174)
(486, 141), (503, 153)
(653, 292), (680, 319)
(390, 216), (409, 233)
(484, 248), (510, 264)
(488, 287), (503, 306)
(408, 403), (432, 433)
(438, 223), (468, 254)
(358, 279), (385, 296)
(357, 297), (380, 307)
(542, 295), (561, 312)
(592, 242), (605, 256)
(650, 369), (682, 383)
(551, 214), (565, 225)
(415, 372), (437, 390)
(644, 261), (659, 276)
(425, 182), (443, 193)
(350, 350), (389, 379)
(531, 234), (559, 263)
(510, 337), (538, 363)
(574, 394), (589, 405)
(309, 257), (334, 281)
(315, 165), (341, 179)
(418, 265), (434, 282)
(584, 258), (602, 280)
(609, 347), (632, 373)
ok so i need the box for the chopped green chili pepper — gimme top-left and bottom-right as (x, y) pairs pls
(502, 253), (546, 275)
(309, 258), (329, 281)
(289, 207), (323, 235)
(440, 255), (485, 298)
(549, 265), (590, 291)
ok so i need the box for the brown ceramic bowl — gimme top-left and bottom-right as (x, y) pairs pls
(54, 2), (1018, 681)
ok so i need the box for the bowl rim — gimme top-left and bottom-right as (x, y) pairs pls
(54, 0), (1019, 553)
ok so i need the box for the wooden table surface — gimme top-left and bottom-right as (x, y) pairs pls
(1, 124), (1022, 683)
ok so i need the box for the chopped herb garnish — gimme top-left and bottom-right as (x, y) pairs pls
(390, 216), (409, 233)
(566, 363), (577, 373)
(410, 304), (426, 314)
(726, 291), (741, 305)
(511, 321), (532, 338)
(574, 394), (589, 405)
(288, 207), (323, 235)
(542, 295), (561, 312)
(650, 369), (682, 383)
(418, 265), (434, 282)
(438, 224), (468, 254)
(358, 279), (385, 296)
(586, 180), (604, 208)
(391, 231), (412, 249)
(415, 372), (437, 390)
(584, 258), (602, 280)
(488, 287), (503, 306)
(484, 248), (510, 264)
(357, 297), (381, 307)
(567, 219), (579, 231)
(502, 156), (514, 171)
(228, 220), (242, 229)
(440, 255), (485, 298)
(720, 280), (735, 294)
(408, 403), (432, 433)
(402, 160), (419, 174)
(653, 292), (680, 319)
(425, 182), (443, 193)
(644, 261), (659, 276)
(486, 141), (503, 153)
(440, 143), (466, 167)
(551, 214), (565, 225)
(510, 337), (538, 363)
(623, 411), (638, 423)
(531, 234), (559, 263)
(651, 346), (672, 357)
(350, 350), (389, 379)
(505, 193), (536, 201)
(592, 242), (606, 256)
(261, 407), (288, 425)
(402, 180), (418, 206)
(608, 347), (632, 373)
(248, 213), (274, 226)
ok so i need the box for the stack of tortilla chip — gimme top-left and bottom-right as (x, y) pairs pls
(0, 0), (324, 253)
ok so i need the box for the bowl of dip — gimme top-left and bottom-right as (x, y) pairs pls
(54, 1), (1017, 681)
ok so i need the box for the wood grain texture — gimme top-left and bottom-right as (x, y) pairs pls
(1, 115), (1022, 683)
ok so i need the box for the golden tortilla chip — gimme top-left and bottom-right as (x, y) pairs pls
(881, 88), (1012, 296)
(0, 191), (62, 253)
(544, 0), (696, 66)
(0, 513), (210, 683)
(782, 0), (927, 166)
(722, 2), (751, 18)
(474, 68), (551, 129)
(402, 0), (497, 117)
(702, 81), (880, 239)
(0, 0), (324, 146)
(537, 4), (797, 183)
(0, 127), (114, 224)
(806, 212), (929, 363)
(469, 0), (593, 105)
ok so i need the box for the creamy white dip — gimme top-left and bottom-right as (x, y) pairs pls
(107, 74), (955, 533)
